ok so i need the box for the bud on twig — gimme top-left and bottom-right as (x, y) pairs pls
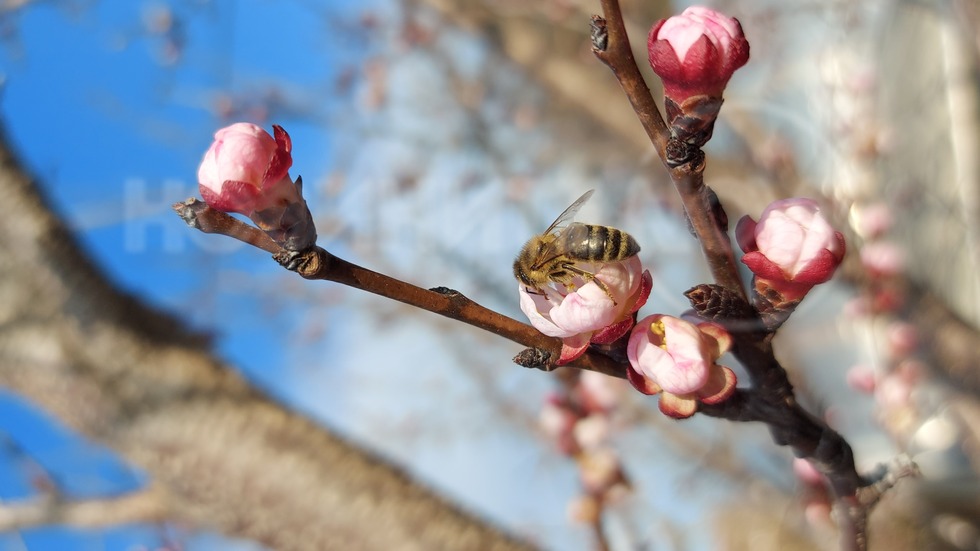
(648, 7), (749, 150)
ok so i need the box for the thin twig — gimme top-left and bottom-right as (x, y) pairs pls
(172, 200), (628, 378)
(285, 245), (628, 378)
(173, 198), (281, 254)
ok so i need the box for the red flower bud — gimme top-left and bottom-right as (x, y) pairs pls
(737, 198), (845, 306)
(197, 123), (316, 251)
(648, 7), (749, 103)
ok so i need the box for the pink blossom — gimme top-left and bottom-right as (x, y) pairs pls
(538, 394), (578, 455)
(860, 241), (905, 277)
(198, 122), (295, 215)
(792, 458), (825, 486)
(519, 257), (652, 364)
(197, 123), (316, 250)
(886, 321), (918, 358)
(852, 202), (893, 238)
(736, 198), (845, 304)
(625, 314), (737, 418)
(647, 6), (749, 103)
(578, 370), (627, 414)
(846, 364), (877, 394)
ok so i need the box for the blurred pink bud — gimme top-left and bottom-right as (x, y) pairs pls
(860, 241), (905, 277)
(573, 414), (610, 451)
(647, 6), (749, 103)
(875, 379), (910, 410)
(577, 448), (626, 495)
(846, 364), (876, 394)
(625, 314), (737, 418)
(578, 370), (627, 413)
(567, 495), (601, 525)
(792, 458), (825, 486)
(197, 123), (316, 250)
(539, 394), (578, 455)
(737, 198), (845, 305)
(887, 321), (918, 357)
(519, 257), (652, 364)
(851, 202), (893, 238)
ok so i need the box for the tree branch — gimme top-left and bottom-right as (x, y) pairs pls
(0, 484), (170, 531)
(0, 124), (538, 551)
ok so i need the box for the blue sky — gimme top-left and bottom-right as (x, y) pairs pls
(0, 1), (371, 549)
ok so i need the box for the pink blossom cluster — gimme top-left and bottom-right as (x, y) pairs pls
(538, 372), (631, 524)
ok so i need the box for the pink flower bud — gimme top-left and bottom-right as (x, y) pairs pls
(647, 7), (749, 103)
(578, 370), (627, 414)
(518, 257), (652, 365)
(860, 241), (905, 277)
(625, 314), (737, 418)
(197, 123), (316, 250)
(736, 198), (845, 305)
(198, 123), (294, 215)
(846, 364), (877, 394)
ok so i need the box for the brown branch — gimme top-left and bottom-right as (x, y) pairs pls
(588, 4), (921, 550)
(591, 1), (669, 160)
(172, 199), (629, 380)
(0, 484), (171, 531)
(591, 1), (745, 301)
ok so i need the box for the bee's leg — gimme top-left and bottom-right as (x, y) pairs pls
(562, 264), (617, 305)
(523, 285), (545, 297)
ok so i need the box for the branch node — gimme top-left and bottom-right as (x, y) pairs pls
(429, 286), (461, 297)
(514, 347), (554, 371)
(590, 15), (608, 52)
(274, 246), (325, 278)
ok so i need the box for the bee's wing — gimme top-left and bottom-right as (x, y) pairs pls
(530, 190), (593, 270)
(543, 189), (594, 236)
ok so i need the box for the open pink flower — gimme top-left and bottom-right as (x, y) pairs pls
(736, 198), (845, 305)
(197, 123), (316, 250)
(626, 314), (737, 418)
(519, 257), (652, 365)
(648, 6), (749, 103)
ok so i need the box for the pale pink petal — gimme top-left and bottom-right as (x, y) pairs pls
(696, 365), (737, 404)
(626, 365), (662, 395)
(658, 392), (698, 419)
(557, 333), (591, 365)
(696, 321), (732, 357)
(518, 285), (572, 338)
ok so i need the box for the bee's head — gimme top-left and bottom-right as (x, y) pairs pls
(513, 259), (533, 287)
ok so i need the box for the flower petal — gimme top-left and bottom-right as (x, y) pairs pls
(557, 333), (591, 365)
(626, 365), (662, 395)
(697, 365), (737, 404)
(696, 322), (732, 357)
(735, 215), (758, 253)
(658, 392), (698, 419)
(591, 316), (634, 345)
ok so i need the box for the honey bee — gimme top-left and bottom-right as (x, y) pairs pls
(513, 189), (640, 302)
